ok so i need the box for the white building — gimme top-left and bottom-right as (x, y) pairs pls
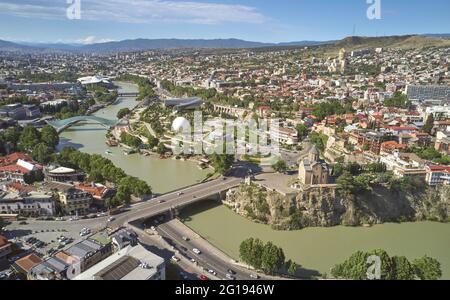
(77, 76), (111, 86)
(425, 165), (450, 186)
(73, 245), (165, 280)
(270, 126), (298, 145)
(0, 190), (55, 217)
(380, 151), (426, 178)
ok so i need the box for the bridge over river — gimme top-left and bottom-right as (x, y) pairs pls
(46, 116), (118, 133)
(110, 176), (243, 226)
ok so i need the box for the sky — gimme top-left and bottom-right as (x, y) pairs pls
(0, 0), (449, 44)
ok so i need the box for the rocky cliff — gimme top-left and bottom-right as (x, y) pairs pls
(224, 184), (450, 230)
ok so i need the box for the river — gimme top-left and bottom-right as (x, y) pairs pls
(57, 82), (210, 194)
(181, 203), (450, 279)
(57, 82), (450, 279)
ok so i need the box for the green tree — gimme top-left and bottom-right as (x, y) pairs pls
(120, 132), (142, 148)
(392, 256), (416, 280)
(211, 154), (234, 175)
(239, 238), (265, 270)
(261, 241), (286, 274)
(87, 170), (105, 183)
(19, 125), (41, 151)
(287, 260), (298, 277)
(117, 108), (131, 119)
(40, 125), (59, 149)
(3, 127), (21, 145)
(384, 92), (411, 109)
(413, 256), (442, 280)
(156, 142), (168, 155)
(295, 124), (308, 140)
(32, 143), (53, 164)
(422, 114), (435, 135)
(336, 171), (356, 193)
(272, 159), (287, 173)
(146, 135), (159, 149)
(331, 250), (369, 280)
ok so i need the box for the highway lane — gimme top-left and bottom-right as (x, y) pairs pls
(156, 222), (262, 280)
(107, 163), (275, 280)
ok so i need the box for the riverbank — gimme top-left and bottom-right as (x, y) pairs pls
(58, 82), (210, 194)
(180, 201), (450, 279)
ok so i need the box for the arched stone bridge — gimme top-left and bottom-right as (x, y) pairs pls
(46, 116), (118, 133)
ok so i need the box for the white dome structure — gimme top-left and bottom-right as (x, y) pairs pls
(171, 117), (191, 133)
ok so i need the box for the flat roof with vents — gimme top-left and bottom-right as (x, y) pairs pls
(73, 245), (164, 280)
(94, 256), (140, 280)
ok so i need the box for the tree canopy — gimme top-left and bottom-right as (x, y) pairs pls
(331, 249), (442, 280)
(239, 238), (287, 274)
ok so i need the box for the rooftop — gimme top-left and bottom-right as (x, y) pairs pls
(74, 245), (164, 281)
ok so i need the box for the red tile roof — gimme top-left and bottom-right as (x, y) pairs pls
(0, 164), (31, 174)
(0, 152), (32, 166)
(14, 254), (42, 273)
(75, 183), (109, 199)
(427, 165), (450, 173)
(0, 235), (11, 248)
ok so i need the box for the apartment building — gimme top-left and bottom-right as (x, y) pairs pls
(0, 190), (55, 217)
(380, 151), (426, 179)
(73, 244), (165, 280)
(425, 165), (450, 186)
(0, 235), (12, 259)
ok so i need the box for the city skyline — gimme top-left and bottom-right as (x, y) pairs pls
(0, 0), (449, 44)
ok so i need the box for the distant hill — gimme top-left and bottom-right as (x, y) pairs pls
(324, 35), (450, 54)
(1, 38), (333, 54)
(424, 33), (450, 39)
(1, 34), (449, 54)
(78, 38), (272, 53)
(0, 40), (68, 54)
(0, 40), (40, 52)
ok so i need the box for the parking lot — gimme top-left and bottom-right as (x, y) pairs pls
(3, 217), (108, 257)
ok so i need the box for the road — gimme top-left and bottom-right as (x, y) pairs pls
(106, 162), (277, 280)
(155, 221), (265, 280)
(110, 176), (243, 227)
(5, 162), (283, 280)
(280, 140), (313, 167)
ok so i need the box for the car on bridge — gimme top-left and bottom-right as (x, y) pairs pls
(192, 248), (201, 255)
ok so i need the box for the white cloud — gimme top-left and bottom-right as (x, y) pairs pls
(0, 0), (267, 25)
(75, 36), (116, 44)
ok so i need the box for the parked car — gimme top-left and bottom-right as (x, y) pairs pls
(226, 274), (236, 280)
(199, 275), (209, 281)
(171, 256), (180, 263)
(208, 269), (217, 276)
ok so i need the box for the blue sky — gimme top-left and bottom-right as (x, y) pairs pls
(0, 0), (449, 44)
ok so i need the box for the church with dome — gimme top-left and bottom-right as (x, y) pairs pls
(298, 145), (330, 186)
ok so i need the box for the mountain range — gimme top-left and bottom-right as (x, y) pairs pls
(0, 34), (449, 54)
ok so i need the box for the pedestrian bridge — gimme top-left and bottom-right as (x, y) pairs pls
(46, 116), (118, 133)
(118, 92), (139, 97)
